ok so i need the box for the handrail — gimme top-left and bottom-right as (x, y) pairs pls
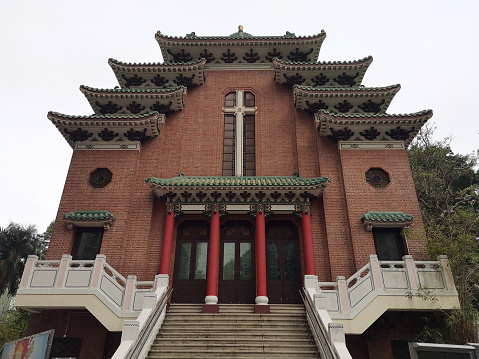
(125, 287), (172, 359)
(300, 288), (337, 359)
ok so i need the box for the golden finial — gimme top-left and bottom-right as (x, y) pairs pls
(238, 25), (244, 32)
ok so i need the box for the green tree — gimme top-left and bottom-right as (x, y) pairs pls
(408, 126), (479, 343)
(0, 307), (30, 348)
(0, 223), (45, 296)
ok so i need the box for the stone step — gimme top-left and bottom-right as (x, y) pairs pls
(148, 353), (319, 359)
(156, 332), (313, 340)
(148, 346), (319, 354)
(153, 338), (315, 346)
(159, 323), (310, 331)
(163, 315), (306, 323)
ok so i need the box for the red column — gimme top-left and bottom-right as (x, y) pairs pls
(159, 210), (175, 275)
(204, 210), (220, 313)
(302, 210), (316, 276)
(255, 210), (270, 313)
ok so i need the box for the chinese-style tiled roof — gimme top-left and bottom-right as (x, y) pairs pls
(273, 56), (372, 87)
(80, 85), (185, 116)
(361, 211), (413, 230)
(108, 58), (206, 89)
(48, 111), (163, 148)
(294, 84), (400, 114)
(64, 211), (116, 221)
(146, 174), (331, 203)
(315, 109), (433, 145)
(155, 27), (326, 65)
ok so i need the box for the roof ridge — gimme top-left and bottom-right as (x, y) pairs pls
(79, 85), (185, 93)
(48, 111), (161, 119)
(155, 30), (326, 41)
(108, 58), (206, 67)
(294, 84), (401, 91)
(317, 109), (433, 118)
(273, 55), (373, 66)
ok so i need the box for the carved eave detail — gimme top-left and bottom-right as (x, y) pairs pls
(273, 56), (373, 87)
(80, 85), (186, 116)
(155, 32), (326, 66)
(48, 111), (163, 149)
(315, 110), (433, 146)
(293, 85), (400, 114)
(108, 58), (206, 89)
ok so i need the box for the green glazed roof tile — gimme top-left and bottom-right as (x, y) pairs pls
(145, 175), (329, 187)
(48, 111), (161, 120)
(156, 30), (326, 41)
(64, 211), (115, 221)
(361, 211), (413, 223)
(317, 109), (433, 118)
(294, 84), (401, 92)
(108, 58), (205, 67)
(273, 56), (373, 66)
(80, 85), (184, 94)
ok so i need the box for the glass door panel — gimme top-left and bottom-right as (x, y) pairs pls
(194, 242), (208, 280)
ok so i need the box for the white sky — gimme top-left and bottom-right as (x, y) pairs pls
(0, 0), (478, 233)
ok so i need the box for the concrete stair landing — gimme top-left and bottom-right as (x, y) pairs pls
(147, 304), (319, 358)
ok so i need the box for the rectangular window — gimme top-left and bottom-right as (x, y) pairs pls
(373, 228), (406, 261)
(71, 227), (104, 260)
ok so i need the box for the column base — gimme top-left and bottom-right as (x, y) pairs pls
(254, 304), (270, 314)
(203, 304), (219, 313)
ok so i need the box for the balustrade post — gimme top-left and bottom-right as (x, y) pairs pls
(437, 255), (456, 291)
(122, 275), (137, 312)
(91, 254), (107, 289)
(55, 254), (72, 289)
(154, 274), (169, 291)
(369, 255), (383, 290)
(337, 276), (350, 314)
(403, 255), (419, 290)
(19, 255), (38, 289)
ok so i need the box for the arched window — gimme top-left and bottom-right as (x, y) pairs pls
(222, 91), (256, 176)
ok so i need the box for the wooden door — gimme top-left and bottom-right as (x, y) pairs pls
(266, 222), (302, 304)
(172, 222), (209, 303)
(219, 222), (255, 304)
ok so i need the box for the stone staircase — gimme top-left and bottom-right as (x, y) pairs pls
(147, 303), (320, 358)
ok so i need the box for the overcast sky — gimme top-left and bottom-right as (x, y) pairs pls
(0, 0), (478, 233)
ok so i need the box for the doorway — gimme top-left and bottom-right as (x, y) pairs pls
(172, 222), (209, 303)
(266, 222), (302, 304)
(219, 222), (256, 303)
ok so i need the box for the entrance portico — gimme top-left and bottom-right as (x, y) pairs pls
(146, 174), (330, 313)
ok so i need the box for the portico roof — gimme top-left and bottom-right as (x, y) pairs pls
(146, 174), (330, 203)
(108, 58), (206, 89)
(294, 84), (400, 114)
(155, 27), (326, 65)
(80, 85), (186, 116)
(273, 56), (373, 88)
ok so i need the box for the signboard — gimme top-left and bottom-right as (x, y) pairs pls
(409, 342), (479, 359)
(0, 330), (54, 359)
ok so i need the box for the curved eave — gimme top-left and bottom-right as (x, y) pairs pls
(108, 58), (206, 89)
(48, 111), (163, 148)
(80, 85), (186, 116)
(155, 32), (326, 65)
(294, 85), (400, 114)
(145, 175), (331, 203)
(315, 109), (433, 146)
(273, 56), (373, 87)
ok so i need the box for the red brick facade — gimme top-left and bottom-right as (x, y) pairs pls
(33, 65), (429, 357)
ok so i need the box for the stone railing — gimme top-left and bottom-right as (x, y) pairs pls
(304, 255), (459, 334)
(15, 254), (161, 331)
